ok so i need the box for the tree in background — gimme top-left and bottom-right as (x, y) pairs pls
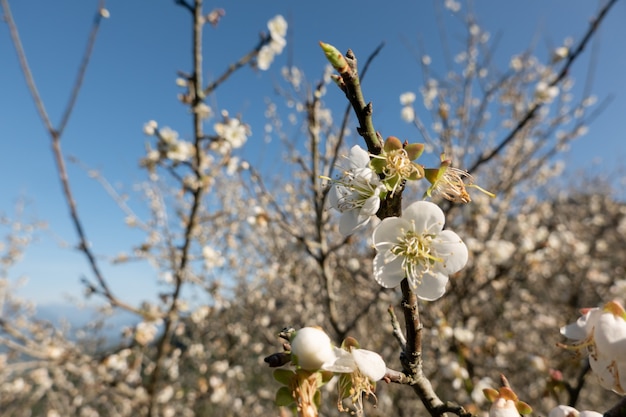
(0, 0), (624, 416)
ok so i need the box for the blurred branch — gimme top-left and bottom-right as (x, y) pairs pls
(605, 397), (626, 417)
(203, 35), (270, 96)
(467, 0), (619, 174)
(147, 1), (208, 413)
(1, 0), (142, 315)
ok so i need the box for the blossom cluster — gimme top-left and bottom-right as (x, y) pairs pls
(327, 139), (472, 300)
(257, 15), (288, 71)
(273, 327), (386, 415)
(560, 300), (626, 395)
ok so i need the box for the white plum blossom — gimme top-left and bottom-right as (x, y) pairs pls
(484, 387), (532, 417)
(328, 145), (385, 236)
(202, 245), (225, 269)
(560, 300), (626, 394)
(290, 327), (336, 371)
(372, 201), (468, 300)
(549, 405), (602, 417)
(401, 106), (415, 123)
(135, 320), (162, 346)
(165, 140), (195, 162)
(154, 126), (195, 162)
(552, 46), (569, 62)
(321, 346), (386, 382)
(256, 46), (275, 71)
(489, 397), (520, 417)
(214, 117), (250, 151)
(290, 327), (386, 381)
(535, 81), (559, 103)
(267, 14), (287, 41)
(256, 15), (287, 70)
(194, 102), (212, 119)
(399, 91), (416, 106)
(143, 120), (158, 136)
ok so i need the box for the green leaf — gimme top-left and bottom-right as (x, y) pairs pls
(274, 369), (295, 386)
(275, 386), (294, 406)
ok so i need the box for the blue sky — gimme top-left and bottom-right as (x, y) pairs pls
(1, 0), (625, 307)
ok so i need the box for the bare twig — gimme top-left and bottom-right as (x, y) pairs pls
(2, 0), (142, 314)
(146, 1), (207, 414)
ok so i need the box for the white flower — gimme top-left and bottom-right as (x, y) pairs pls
(194, 102), (212, 119)
(535, 81), (559, 103)
(553, 46), (569, 62)
(328, 145), (385, 236)
(267, 15), (287, 41)
(159, 126), (179, 144)
(372, 201), (468, 300)
(490, 397), (520, 417)
(256, 45), (275, 71)
(401, 106), (415, 123)
(560, 300), (626, 394)
(166, 140), (195, 162)
(255, 15), (287, 71)
(135, 320), (162, 346)
(290, 327), (386, 381)
(399, 91), (416, 106)
(321, 346), (386, 382)
(444, 0), (461, 12)
(202, 246), (225, 269)
(143, 120), (158, 136)
(214, 118), (249, 150)
(290, 327), (336, 371)
(269, 36), (286, 54)
(549, 405), (602, 417)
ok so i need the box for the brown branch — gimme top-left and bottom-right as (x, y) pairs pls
(146, 1), (207, 414)
(1, 0), (54, 133)
(605, 397), (626, 417)
(57, 0), (106, 136)
(203, 35), (270, 96)
(331, 44), (385, 155)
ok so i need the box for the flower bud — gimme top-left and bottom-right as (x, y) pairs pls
(290, 327), (335, 371)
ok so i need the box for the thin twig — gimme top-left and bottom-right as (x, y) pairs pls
(2, 0), (141, 314)
(57, 0), (106, 136)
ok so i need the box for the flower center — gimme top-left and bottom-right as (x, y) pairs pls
(383, 149), (419, 181)
(389, 229), (442, 282)
(333, 171), (379, 212)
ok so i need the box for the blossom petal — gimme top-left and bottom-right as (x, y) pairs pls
(373, 252), (405, 288)
(432, 230), (468, 273)
(321, 347), (356, 373)
(560, 309), (599, 341)
(338, 210), (359, 236)
(403, 201), (444, 234)
(352, 349), (386, 381)
(372, 218), (412, 248)
(361, 195), (381, 217)
(291, 327), (336, 371)
(589, 355), (626, 395)
(594, 311), (626, 359)
(347, 145), (370, 169)
(413, 271), (448, 301)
